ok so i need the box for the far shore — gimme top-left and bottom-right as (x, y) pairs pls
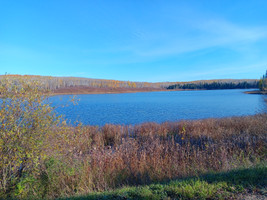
(49, 87), (265, 96)
(1, 87), (264, 97)
(244, 90), (267, 95)
(50, 86), (264, 96)
(49, 86), (167, 96)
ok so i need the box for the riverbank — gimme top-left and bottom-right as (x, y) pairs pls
(50, 86), (262, 96)
(244, 90), (267, 95)
(50, 86), (167, 95)
(3, 114), (266, 199)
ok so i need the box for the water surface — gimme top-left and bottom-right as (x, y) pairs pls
(49, 89), (267, 126)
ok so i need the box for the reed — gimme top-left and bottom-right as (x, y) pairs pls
(36, 114), (267, 199)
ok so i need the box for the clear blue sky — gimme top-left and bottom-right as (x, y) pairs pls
(1, 0), (267, 82)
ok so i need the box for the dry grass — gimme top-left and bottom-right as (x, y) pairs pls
(36, 114), (267, 199)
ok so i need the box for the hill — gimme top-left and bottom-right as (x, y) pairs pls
(0, 74), (259, 95)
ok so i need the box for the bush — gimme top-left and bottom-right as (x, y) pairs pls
(0, 77), (59, 198)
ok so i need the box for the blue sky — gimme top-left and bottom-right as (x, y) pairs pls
(1, 0), (267, 82)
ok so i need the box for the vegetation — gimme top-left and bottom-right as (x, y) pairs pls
(259, 70), (267, 91)
(0, 77), (63, 198)
(167, 80), (259, 90)
(0, 76), (266, 199)
(0, 74), (172, 91)
(59, 166), (266, 200)
(0, 75), (259, 94)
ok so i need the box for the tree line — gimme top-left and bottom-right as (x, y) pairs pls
(0, 74), (261, 91)
(259, 70), (267, 91)
(0, 75), (173, 90)
(167, 80), (259, 90)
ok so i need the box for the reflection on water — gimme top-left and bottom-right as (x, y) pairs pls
(49, 89), (267, 126)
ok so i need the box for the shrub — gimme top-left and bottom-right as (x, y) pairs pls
(0, 77), (59, 198)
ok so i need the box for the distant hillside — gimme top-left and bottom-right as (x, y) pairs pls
(0, 74), (259, 94)
(167, 79), (259, 90)
(0, 74), (173, 90)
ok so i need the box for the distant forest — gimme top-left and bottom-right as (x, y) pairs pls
(167, 80), (259, 90)
(259, 70), (267, 91)
(0, 74), (260, 91)
(0, 75), (172, 90)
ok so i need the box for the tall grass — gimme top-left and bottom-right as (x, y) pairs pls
(58, 166), (267, 200)
(34, 114), (267, 199)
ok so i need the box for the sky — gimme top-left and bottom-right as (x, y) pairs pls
(0, 0), (267, 82)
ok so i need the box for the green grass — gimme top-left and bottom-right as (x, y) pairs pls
(58, 165), (267, 200)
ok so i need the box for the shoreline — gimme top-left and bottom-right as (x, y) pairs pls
(50, 87), (263, 96)
(49, 87), (167, 96)
(1, 88), (264, 98)
(244, 90), (267, 95)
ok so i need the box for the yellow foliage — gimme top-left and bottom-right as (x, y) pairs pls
(0, 76), (60, 197)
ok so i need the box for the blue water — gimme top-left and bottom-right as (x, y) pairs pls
(49, 89), (267, 126)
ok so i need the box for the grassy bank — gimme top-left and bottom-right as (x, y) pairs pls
(245, 90), (267, 95)
(59, 165), (266, 200)
(2, 114), (266, 199)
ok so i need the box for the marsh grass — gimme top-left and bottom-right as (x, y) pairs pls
(33, 114), (267, 199)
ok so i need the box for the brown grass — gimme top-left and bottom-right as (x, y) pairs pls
(39, 114), (267, 198)
(51, 86), (166, 95)
(245, 90), (267, 95)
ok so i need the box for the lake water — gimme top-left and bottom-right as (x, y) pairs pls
(49, 89), (267, 126)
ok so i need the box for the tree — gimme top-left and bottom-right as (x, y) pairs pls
(259, 70), (267, 91)
(0, 77), (60, 197)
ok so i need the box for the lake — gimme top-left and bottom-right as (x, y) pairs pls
(49, 89), (267, 126)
